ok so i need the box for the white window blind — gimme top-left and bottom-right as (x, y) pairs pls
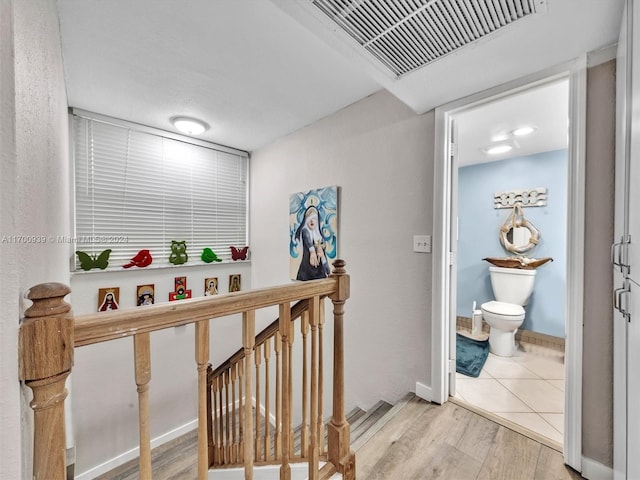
(72, 114), (248, 271)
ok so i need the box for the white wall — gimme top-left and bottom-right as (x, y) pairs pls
(0, 1), (71, 478)
(69, 262), (251, 476)
(457, 150), (569, 337)
(250, 90), (435, 412)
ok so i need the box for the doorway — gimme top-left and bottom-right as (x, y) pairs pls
(451, 77), (569, 449)
(430, 59), (587, 472)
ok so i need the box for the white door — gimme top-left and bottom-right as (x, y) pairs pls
(627, 279), (640, 480)
(615, 2), (640, 479)
(613, 4), (630, 477)
(615, 277), (640, 480)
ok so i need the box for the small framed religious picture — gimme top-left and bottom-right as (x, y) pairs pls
(169, 276), (192, 301)
(98, 287), (120, 312)
(136, 284), (155, 306)
(204, 277), (218, 296)
(229, 274), (241, 292)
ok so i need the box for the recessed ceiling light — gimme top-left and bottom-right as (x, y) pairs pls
(171, 117), (208, 135)
(491, 133), (510, 142)
(486, 144), (513, 155)
(512, 126), (536, 136)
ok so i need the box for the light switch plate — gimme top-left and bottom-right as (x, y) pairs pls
(413, 235), (431, 253)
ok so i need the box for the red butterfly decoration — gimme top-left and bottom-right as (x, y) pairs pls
(230, 246), (249, 261)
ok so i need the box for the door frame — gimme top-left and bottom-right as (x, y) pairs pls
(430, 57), (587, 472)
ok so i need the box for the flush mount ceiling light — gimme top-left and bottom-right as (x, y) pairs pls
(171, 117), (208, 135)
(512, 126), (537, 136)
(486, 144), (513, 155)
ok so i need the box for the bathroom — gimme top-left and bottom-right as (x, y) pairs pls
(452, 78), (569, 447)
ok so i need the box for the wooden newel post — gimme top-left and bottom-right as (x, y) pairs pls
(328, 260), (355, 480)
(19, 283), (74, 480)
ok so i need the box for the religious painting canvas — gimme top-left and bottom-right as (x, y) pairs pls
(98, 287), (120, 312)
(289, 185), (339, 281)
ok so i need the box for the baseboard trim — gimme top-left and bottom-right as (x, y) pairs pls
(581, 456), (613, 480)
(415, 381), (433, 403)
(74, 418), (198, 480)
(208, 462), (327, 480)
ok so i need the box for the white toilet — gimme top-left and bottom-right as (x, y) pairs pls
(481, 266), (536, 357)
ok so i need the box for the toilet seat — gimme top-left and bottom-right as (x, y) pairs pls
(481, 300), (524, 317)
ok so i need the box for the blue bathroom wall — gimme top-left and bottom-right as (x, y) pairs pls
(456, 149), (568, 338)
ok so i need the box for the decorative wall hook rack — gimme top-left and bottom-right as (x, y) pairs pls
(494, 187), (547, 209)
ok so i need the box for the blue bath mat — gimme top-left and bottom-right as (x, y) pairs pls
(456, 333), (490, 378)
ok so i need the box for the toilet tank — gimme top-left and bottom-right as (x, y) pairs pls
(489, 266), (536, 306)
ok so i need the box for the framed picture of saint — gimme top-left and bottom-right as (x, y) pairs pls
(137, 284), (155, 306)
(204, 277), (218, 296)
(289, 185), (339, 281)
(169, 276), (191, 301)
(229, 274), (241, 292)
(98, 287), (120, 312)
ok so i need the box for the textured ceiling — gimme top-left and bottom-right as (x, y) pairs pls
(57, 0), (623, 153)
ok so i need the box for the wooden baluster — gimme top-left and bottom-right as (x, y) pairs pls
(19, 283), (73, 480)
(238, 360), (245, 464)
(243, 311), (255, 480)
(288, 322), (294, 458)
(300, 311), (309, 458)
(274, 331), (282, 461)
(212, 374), (220, 465)
(196, 320), (210, 480)
(133, 332), (152, 480)
(231, 363), (239, 464)
(207, 365), (214, 467)
(254, 341), (262, 462)
(308, 297), (320, 480)
(317, 299), (326, 453)
(263, 338), (272, 461)
(328, 260), (355, 479)
(279, 303), (291, 480)
(224, 369), (231, 464)
(217, 375), (225, 464)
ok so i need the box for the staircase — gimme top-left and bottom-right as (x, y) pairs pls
(209, 394), (412, 480)
(88, 394), (414, 479)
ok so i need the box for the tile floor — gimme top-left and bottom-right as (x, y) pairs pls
(453, 340), (565, 445)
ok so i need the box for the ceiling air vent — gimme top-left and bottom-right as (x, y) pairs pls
(311, 0), (547, 77)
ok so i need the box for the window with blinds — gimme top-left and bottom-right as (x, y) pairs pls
(71, 113), (248, 271)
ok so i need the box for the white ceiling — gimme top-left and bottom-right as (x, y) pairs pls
(56, 0), (624, 153)
(455, 78), (569, 167)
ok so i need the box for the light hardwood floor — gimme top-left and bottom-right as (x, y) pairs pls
(357, 396), (581, 480)
(94, 395), (583, 480)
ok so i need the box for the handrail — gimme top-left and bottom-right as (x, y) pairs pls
(74, 278), (335, 346)
(19, 260), (354, 480)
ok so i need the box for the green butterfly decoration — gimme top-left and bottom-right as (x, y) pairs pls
(76, 249), (112, 271)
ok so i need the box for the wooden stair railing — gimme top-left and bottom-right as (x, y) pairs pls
(207, 297), (327, 471)
(18, 260), (354, 480)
